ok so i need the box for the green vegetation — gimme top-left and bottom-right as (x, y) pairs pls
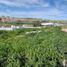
(0, 27), (67, 67)
(0, 22), (33, 26)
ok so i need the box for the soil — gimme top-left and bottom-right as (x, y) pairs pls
(62, 28), (67, 32)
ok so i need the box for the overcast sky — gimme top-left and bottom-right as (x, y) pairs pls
(0, 0), (67, 19)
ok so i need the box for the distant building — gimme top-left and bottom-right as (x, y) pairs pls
(0, 17), (35, 23)
(41, 23), (54, 26)
(54, 23), (64, 26)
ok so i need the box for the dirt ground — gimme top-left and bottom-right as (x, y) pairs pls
(62, 28), (67, 32)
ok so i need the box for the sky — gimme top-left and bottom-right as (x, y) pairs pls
(0, 0), (67, 20)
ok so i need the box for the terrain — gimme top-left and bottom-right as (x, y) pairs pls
(0, 26), (67, 67)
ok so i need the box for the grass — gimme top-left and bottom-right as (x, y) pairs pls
(0, 27), (67, 67)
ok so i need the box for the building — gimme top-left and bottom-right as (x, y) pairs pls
(41, 23), (54, 26)
(0, 17), (35, 23)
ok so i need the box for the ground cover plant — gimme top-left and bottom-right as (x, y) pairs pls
(0, 27), (67, 67)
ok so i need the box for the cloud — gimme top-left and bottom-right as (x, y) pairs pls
(0, 7), (62, 18)
(0, 0), (16, 6)
(0, 0), (50, 8)
(0, 0), (67, 20)
(53, 0), (67, 10)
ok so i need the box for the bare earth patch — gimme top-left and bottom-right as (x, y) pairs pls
(62, 28), (67, 32)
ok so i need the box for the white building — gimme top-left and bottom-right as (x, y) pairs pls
(41, 23), (54, 26)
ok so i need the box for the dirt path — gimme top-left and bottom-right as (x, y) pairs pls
(25, 30), (41, 34)
(6, 30), (42, 41)
(14, 30), (42, 39)
(62, 28), (67, 32)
